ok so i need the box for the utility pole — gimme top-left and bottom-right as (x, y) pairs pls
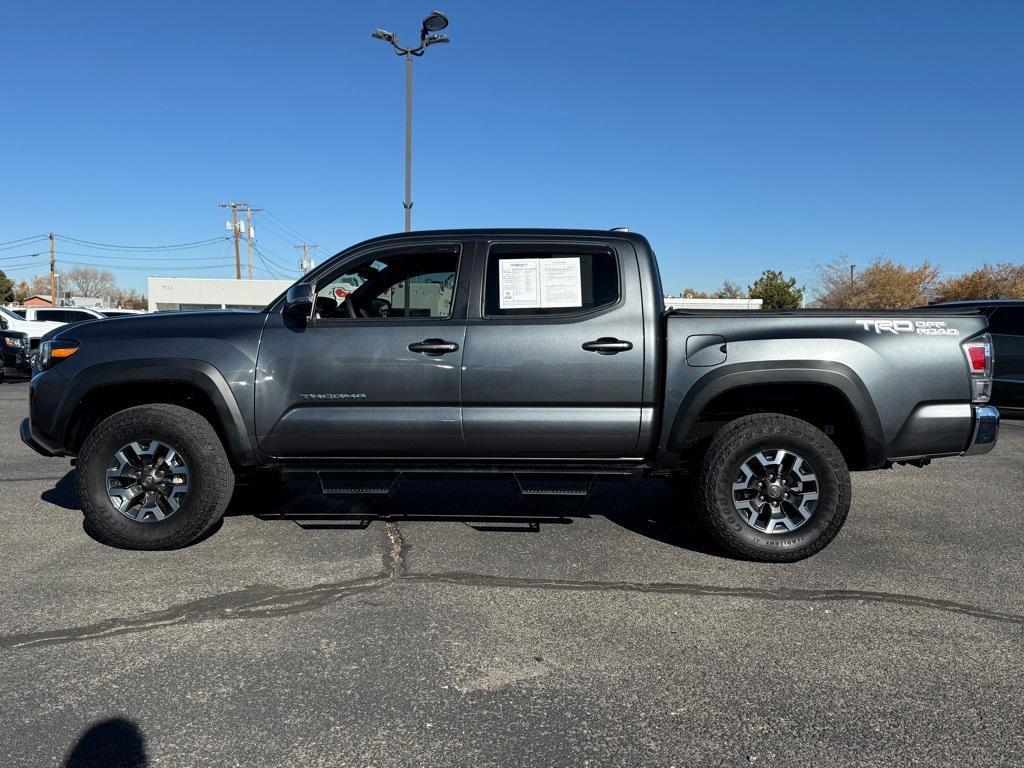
(850, 264), (856, 288)
(244, 205), (262, 280)
(48, 233), (56, 305)
(221, 203), (242, 279)
(296, 244), (318, 275)
(221, 202), (262, 279)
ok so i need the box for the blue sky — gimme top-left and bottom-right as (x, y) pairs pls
(1, 1), (1021, 295)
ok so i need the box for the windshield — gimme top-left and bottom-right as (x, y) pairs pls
(0, 306), (21, 320)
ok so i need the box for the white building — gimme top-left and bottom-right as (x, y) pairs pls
(147, 277), (293, 312)
(664, 296), (763, 310)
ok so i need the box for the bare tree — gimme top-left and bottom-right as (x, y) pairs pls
(112, 288), (148, 310)
(25, 273), (52, 297)
(814, 256), (939, 309)
(937, 262), (1024, 301)
(66, 266), (117, 299)
(680, 287), (710, 298)
(713, 280), (744, 299)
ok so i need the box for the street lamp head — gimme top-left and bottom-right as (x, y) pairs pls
(424, 33), (449, 46)
(421, 10), (448, 38)
(372, 28), (396, 43)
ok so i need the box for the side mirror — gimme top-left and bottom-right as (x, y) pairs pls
(0, 317), (7, 330)
(283, 283), (315, 323)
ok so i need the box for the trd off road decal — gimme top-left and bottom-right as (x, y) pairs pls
(855, 319), (959, 336)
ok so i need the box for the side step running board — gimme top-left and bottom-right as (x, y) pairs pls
(512, 473), (596, 497)
(318, 472), (402, 496)
(306, 469), (631, 498)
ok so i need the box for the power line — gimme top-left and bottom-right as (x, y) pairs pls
(50, 249), (230, 262)
(261, 210), (316, 244)
(51, 260), (237, 272)
(0, 234), (47, 247)
(251, 241), (300, 273)
(252, 244), (283, 279)
(0, 237), (48, 252)
(0, 252), (46, 263)
(59, 235), (229, 251)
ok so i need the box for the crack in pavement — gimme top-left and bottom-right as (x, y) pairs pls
(384, 520), (406, 578)
(2, 568), (1021, 650)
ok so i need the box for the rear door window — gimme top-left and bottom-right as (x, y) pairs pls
(35, 310), (68, 322)
(483, 247), (619, 318)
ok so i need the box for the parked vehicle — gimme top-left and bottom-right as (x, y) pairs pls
(0, 306), (64, 354)
(14, 306), (107, 324)
(98, 309), (147, 317)
(926, 300), (1022, 414)
(0, 327), (31, 380)
(21, 229), (1000, 559)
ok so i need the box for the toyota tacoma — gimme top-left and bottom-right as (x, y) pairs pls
(21, 229), (1000, 560)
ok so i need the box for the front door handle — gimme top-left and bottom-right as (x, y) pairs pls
(581, 337), (633, 355)
(408, 338), (460, 356)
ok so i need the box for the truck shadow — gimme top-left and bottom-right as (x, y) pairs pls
(228, 476), (722, 556)
(43, 471), (721, 557)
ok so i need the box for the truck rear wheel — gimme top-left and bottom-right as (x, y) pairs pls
(694, 413), (851, 562)
(75, 404), (234, 550)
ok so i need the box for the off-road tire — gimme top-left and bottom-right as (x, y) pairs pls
(695, 413), (851, 562)
(76, 404), (234, 550)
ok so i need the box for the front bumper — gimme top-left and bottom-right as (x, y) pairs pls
(964, 405), (1000, 456)
(20, 417), (63, 457)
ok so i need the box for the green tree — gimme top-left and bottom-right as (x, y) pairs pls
(0, 269), (14, 303)
(748, 270), (804, 309)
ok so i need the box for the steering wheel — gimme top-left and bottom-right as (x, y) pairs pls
(344, 297), (358, 319)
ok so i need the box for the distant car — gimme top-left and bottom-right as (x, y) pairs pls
(0, 327), (31, 380)
(98, 309), (147, 317)
(16, 306), (107, 324)
(0, 306), (65, 355)
(927, 300), (1023, 414)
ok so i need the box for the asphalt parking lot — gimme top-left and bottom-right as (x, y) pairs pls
(1, 379), (1022, 768)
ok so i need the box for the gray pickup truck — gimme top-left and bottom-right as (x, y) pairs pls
(21, 229), (999, 560)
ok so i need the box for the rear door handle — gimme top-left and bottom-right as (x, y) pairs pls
(408, 338), (460, 355)
(581, 337), (633, 355)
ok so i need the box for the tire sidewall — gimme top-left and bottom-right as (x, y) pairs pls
(77, 411), (224, 548)
(709, 432), (843, 555)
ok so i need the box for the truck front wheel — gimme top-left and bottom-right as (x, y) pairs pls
(694, 413), (851, 562)
(75, 404), (235, 550)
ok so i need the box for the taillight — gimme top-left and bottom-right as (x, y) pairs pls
(961, 334), (993, 402)
(966, 344), (987, 373)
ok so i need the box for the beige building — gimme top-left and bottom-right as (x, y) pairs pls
(663, 296), (763, 310)
(147, 277), (293, 312)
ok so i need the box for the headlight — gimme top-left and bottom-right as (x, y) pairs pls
(37, 340), (79, 369)
(2, 335), (26, 348)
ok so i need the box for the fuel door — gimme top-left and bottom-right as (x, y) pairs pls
(686, 334), (727, 367)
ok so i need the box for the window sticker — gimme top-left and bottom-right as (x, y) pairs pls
(538, 257), (582, 308)
(498, 259), (540, 309)
(498, 257), (582, 309)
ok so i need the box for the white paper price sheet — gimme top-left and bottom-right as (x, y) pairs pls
(498, 257), (583, 309)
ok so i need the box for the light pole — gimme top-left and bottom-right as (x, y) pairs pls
(372, 11), (450, 233)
